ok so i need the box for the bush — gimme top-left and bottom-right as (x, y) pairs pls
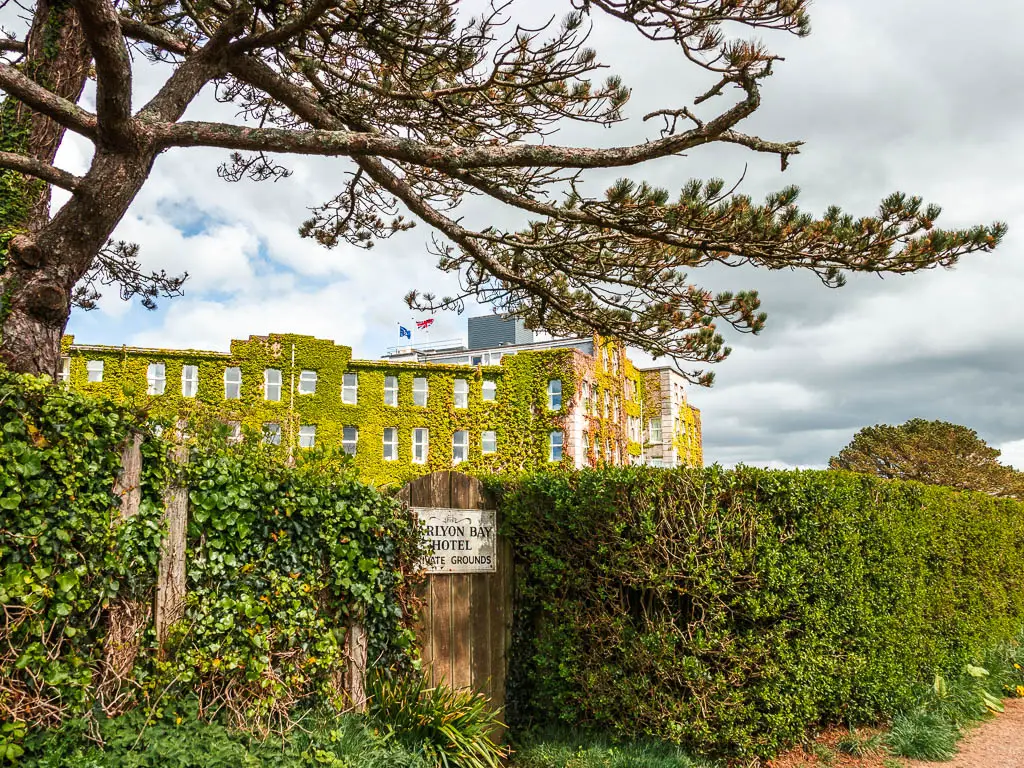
(0, 369), (424, 744)
(18, 700), (428, 767)
(0, 369), (168, 728)
(492, 467), (1024, 760)
(367, 672), (509, 768)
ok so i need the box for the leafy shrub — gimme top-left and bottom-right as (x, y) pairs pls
(367, 672), (509, 768)
(157, 435), (423, 729)
(18, 699), (428, 767)
(0, 369), (424, 747)
(0, 369), (168, 728)
(493, 467), (1024, 760)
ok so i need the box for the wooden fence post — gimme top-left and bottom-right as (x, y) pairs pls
(156, 428), (188, 653)
(344, 622), (368, 712)
(99, 431), (148, 714)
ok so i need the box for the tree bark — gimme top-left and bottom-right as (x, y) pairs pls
(0, 0), (91, 377)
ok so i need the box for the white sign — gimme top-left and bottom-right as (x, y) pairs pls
(413, 507), (497, 574)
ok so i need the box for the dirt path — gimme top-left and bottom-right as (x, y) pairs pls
(904, 698), (1024, 768)
(769, 699), (1024, 768)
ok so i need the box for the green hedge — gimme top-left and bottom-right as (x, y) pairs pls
(0, 369), (422, 735)
(493, 467), (1024, 759)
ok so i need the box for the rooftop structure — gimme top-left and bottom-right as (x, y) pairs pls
(59, 317), (701, 487)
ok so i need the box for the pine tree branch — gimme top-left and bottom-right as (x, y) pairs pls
(0, 62), (97, 137)
(118, 17), (192, 56)
(73, 0), (133, 146)
(0, 151), (83, 191)
(153, 83), (778, 170)
(0, 38), (26, 53)
(228, 0), (338, 53)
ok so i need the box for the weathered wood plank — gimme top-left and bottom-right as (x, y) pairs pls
(156, 438), (188, 652)
(431, 574), (453, 685)
(113, 433), (143, 519)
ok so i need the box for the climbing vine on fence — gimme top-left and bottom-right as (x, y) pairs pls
(0, 367), (425, 745)
(0, 368), (167, 729)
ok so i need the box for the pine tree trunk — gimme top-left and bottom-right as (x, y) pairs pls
(0, 0), (90, 377)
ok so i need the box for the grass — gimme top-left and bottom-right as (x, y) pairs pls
(882, 633), (1024, 761)
(18, 707), (430, 768)
(835, 729), (885, 758)
(509, 729), (720, 768)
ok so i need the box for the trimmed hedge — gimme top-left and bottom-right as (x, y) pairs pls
(493, 467), (1024, 759)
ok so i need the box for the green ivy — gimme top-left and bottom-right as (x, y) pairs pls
(0, 367), (424, 741)
(0, 368), (167, 728)
(492, 466), (1024, 760)
(63, 332), (701, 486)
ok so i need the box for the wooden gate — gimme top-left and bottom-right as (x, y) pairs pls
(399, 472), (512, 708)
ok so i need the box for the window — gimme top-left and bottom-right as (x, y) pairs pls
(86, 360), (104, 382)
(413, 377), (428, 407)
(548, 379), (562, 410)
(454, 379), (469, 409)
(341, 373), (358, 404)
(582, 430), (590, 459)
(298, 425), (316, 448)
(226, 421), (242, 444)
(298, 370), (318, 394)
(342, 426), (358, 455)
(383, 427), (398, 461)
(264, 368), (282, 401)
(452, 430), (468, 464)
(482, 379), (497, 402)
(581, 381), (590, 413)
(224, 367), (241, 399)
(471, 355), (483, 366)
(482, 430), (497, 454)
(549, 430), (564, 462)
(384, 376), (398, 406)
(412, 428), (429, 464)
(649, 418), (663, 443)
(263, 423), (281, 445)
(181, 365), (198, 397)
(613, 396), (620, 423)
(604, 391), (610, 419)
(146, 363), (166, 395)
(58, 356), (70, 384)
(591, 386), (599, 416)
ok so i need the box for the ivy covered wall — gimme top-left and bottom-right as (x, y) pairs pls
(62, 331), (702, 487)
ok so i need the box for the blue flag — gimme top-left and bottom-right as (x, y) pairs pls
(399, 325), (412, 339)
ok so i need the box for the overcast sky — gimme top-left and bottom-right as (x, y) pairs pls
(24, 0), (1024, 469)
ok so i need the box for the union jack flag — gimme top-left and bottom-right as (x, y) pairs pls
(415, 318), (435, 330)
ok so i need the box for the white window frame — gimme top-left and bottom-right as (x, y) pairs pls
(482, 379), (497, 402)
(547, 379), (562, 411)
(341, 373), (359, 404)
(342, 426), (358, 455)
(412, 428), (429, 464)
(224, 367), (242, 399)
(146, 363), (166, 395)
(452, 430), (469, 464)
(649, 417), (663, 443)
(86, 360), (104, 382)
(604, 391), (610, 419)
(549, 430), (564, 462)
(58, 356), (71, 384)
(413, 377), (428, 407)
(264, 368), (282, 401)
(298, 370), (318, 395)
(481, 430), (497, 455)
(454, 378), (469, 409)
(226, 421), (242, 445)
(263, 422), (281, 445)
(383, 427), (398, 461)
(298, 425), (316, 448)
(384, 376), (399, 406)
(181, 365), (199, 398)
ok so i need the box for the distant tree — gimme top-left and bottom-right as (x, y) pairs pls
(830, 419), (1024, 498)
(0, 0), (1006, 378)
